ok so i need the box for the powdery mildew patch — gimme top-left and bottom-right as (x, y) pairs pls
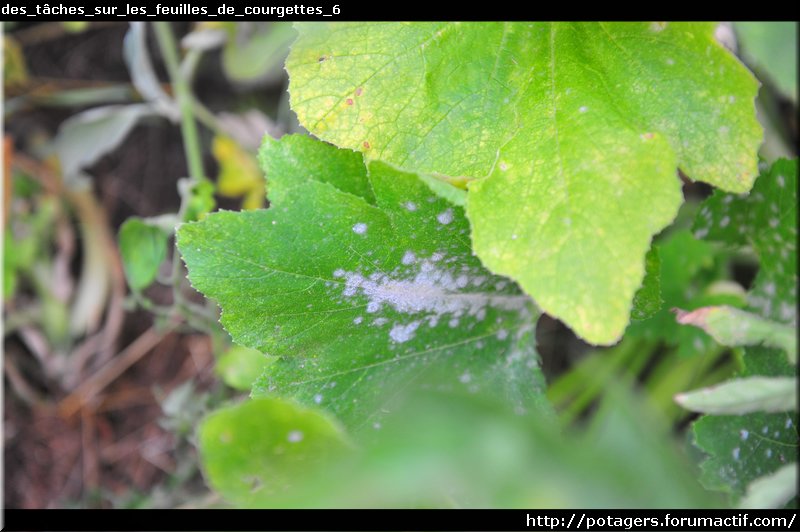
(332, 254), (529, 343)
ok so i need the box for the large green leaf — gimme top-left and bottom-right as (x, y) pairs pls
(287, 22), (761, 344)
(178, 136), (547, 430)
(694, 158), (797, 325)
(203, 388), (719, 508)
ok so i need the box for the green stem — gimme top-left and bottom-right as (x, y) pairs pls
(153, 22), (206, 186)
(153, 22), (208, 313)
(191, 96), (223, 134)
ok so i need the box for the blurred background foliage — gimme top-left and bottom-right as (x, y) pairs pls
(2, 21), (797, 509)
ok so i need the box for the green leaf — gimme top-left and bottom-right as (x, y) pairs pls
(694, 159), (797, 325)
(675, 377), (797, 415)
(735, 22), (797, 100)
(738, 463), (798, 509)
(198, 398), (351, 508)
(674, 306), (796, 363)
(235, 387), (719, 508)
(258, 133), (375, 205)
(631, 247), (662, 320)
(287, 22), (761, 344)
(179, 135), (546, 430)
(693, 410), (798, 497)
(216, 345), (273, 392)
(118, 217), (169, 292)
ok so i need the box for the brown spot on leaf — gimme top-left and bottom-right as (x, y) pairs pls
(355, 87), (363, 96)
(363, 141), (370, 149)
(346, 98), (354, 106)
(318, 56), (327, 63)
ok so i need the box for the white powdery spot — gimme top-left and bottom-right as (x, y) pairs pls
(720, 216), (730, 228)
(732, 447), (740, 461)
(437, 209), (454, 225)
(579, 106), (588, 113)
(402, 250), (417, 265)
(496, 329), (509, 340)
(459, 372), (472, 384)
(313, 394), (323, 404)
(333, 255), (528, 343)
(694, 227), (709, 239)
(353, 316), (364, 325)
(287, 430), (304, 443)
(666, 58), (675, 66)
(352, 222), (368, 234)
(404, 201), (418, 211)
(389, 321), (420, 343)
(740, 429), (749, 441)
(777, 174), (785, 188)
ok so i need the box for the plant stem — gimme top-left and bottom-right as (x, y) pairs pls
(153, 22), (207, 311)
(153, 22), (206, 186)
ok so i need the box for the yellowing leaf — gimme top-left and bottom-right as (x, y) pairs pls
(212, 134), (265, 210)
